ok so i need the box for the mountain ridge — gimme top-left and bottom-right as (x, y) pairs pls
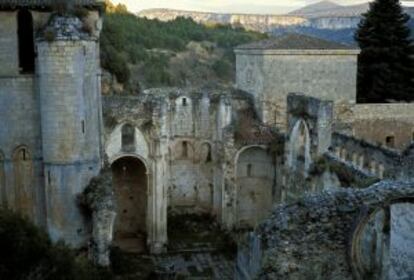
(138, 3), (414, 45)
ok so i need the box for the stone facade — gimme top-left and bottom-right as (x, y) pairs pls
(236, 181), (414, 280)
(0, 4), (104, 247)
(235, 40), (359, 130)
(0, 5), (413, 274)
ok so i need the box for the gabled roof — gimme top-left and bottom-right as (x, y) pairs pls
(0, 0), (103, 9)
(236, 33), (357, 50)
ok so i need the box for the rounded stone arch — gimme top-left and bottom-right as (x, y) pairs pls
(288, 119), (311, 176)
(234, 145), (267, 175)
(12, 145), (31, 161)
(175, 95), (193, 108)
(350, 197), (414, 279)
(171, 139), (195, 160)
(234, 145), (275, 229)
(105, 122), (150, 163)
(108, 153), (151, 174)
(199, 141), (214, 163)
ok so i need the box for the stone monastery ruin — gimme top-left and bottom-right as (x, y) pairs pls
(0, 1), (413, 279)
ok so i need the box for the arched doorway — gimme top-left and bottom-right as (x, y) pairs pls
(111, 156), (148, 253)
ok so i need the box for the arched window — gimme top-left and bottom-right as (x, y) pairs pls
(18, 10), (35, 73)
(201, 143), (212, 163)
(121, 124), (135, 151)
(182, 141), (188, 158)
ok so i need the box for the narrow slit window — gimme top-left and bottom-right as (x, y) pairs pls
(247, 163), (252, 177)
(182, 141), (188, 158)
(82, 120), (85, 134)
(182, 98), (187, 106)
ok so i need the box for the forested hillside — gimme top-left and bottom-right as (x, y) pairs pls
(100, 1), (267, 93)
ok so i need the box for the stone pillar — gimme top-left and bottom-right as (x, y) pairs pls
(148, 139), (168, 253)
(92, 209), (116, 266)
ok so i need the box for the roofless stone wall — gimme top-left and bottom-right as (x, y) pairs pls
(235, 181), (414, 280)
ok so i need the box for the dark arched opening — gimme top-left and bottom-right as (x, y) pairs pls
(112, 156), (148, 253)
(18, 9), (35, 73)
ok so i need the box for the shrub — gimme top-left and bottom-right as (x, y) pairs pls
(212, 59), (233, 80)
(0, 210), (112, 280)
(100, 1), (268, 86)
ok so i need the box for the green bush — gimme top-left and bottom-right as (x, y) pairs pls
(101, 0), (267, 86)
(0, 210), (112, 280)
(213, 59), (233, 80)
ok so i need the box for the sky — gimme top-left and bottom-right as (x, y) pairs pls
(111, 0), (414, 14)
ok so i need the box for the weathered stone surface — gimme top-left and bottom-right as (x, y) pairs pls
(236, 181), (414, 280)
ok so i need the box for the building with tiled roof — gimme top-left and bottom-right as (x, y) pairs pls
(235, 33), (360, 130)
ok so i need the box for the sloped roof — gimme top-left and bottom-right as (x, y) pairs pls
(236, 33), (357, 50)
(0, 0), (102, 9)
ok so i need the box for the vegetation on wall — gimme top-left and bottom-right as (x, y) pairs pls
(101, 0), (267, 90)
(355, 0), (414, 103)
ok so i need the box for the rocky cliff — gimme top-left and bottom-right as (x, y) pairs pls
(138, 4), (414, 44)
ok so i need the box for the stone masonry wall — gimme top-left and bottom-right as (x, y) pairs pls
(236, 181), (414, 280)
(352, 104), (414, 150)
(235, 50), (358, 130)
(0, 12), (18, 75)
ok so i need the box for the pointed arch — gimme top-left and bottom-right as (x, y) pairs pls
(288, 119), (311, 176)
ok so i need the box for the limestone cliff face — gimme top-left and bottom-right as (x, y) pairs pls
(138, 9), (308, 32)
(138, 7), (414, 37)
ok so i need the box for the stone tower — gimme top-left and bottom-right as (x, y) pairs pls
(0, 1), (104, 247)
(37, 15), (104, 245)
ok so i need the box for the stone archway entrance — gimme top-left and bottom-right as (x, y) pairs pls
(111, 156), (148, 253)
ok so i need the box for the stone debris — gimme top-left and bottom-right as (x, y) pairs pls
(236, 181), (414, 279)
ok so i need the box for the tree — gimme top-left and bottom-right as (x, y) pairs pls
(355, 0), (414, 102)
